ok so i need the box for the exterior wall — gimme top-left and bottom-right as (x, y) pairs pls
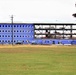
(33, 23), (76, 45)
(31, 39), (76, 45)
(0, 24), (12, 44)
(0, 23), (34, 44)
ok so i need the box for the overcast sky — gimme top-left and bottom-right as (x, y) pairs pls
(0, 0), (76, 23)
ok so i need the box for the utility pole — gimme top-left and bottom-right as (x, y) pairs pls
(11, 15), (14, 45)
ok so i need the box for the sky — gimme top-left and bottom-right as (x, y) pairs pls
(0, 0), (76, 23)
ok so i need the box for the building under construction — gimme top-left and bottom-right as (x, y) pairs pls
(0, 23), (76, 45)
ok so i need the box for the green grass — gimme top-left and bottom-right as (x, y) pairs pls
(0, 46), (76, 75)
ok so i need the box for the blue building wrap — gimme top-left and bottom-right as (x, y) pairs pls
(0, 23), (34, 44)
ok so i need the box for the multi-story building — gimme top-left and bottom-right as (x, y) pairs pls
(0, 23), (76, 45)
(0, 23), (34, 44)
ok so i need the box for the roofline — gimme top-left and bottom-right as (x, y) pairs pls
(0, 23), (33, 24)
(0, 23), (76, 25)
(34, 23), (76, 25)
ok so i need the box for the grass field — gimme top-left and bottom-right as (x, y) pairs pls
(0, 45), (76, 75)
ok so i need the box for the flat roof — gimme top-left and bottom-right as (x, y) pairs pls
(0, 23), (76, 25)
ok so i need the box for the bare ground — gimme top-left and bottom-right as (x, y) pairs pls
(0, 44), (76, 48)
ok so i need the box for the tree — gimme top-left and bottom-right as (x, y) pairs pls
(72, 13), (76, 18)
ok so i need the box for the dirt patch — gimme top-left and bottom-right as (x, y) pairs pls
(0, 44), (76, 49)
